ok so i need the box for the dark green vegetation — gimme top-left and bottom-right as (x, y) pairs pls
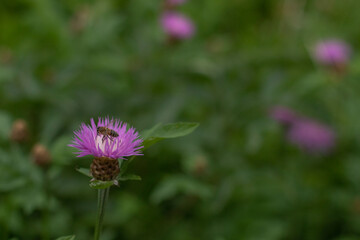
(1, 0), (360, 239)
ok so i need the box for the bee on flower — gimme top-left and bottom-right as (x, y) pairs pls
(69, 117), (143, 181)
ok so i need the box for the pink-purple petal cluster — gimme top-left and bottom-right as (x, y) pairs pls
(286, 119), (335, 155)
(161, 12), (195, 39)
(270, 106), (298, 126)
(69, 117), (143, 159)
(313, 39), (351, 67)
(270, 106), (336, 155)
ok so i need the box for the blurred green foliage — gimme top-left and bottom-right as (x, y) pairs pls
(1, 0), (360, 239)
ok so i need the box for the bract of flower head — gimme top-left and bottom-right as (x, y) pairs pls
(313, 39), (351, 66)
(69, 117), (143, 159)
(161, 11), (195, 39)
(269, 106), (298, 126)
(286, 118), (335, 155)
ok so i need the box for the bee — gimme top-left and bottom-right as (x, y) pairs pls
(97, 122), (119, 142)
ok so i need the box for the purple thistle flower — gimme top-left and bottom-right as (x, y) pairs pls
(269, 106), (298, 126)
(161, 11), (195, 40)
(69, 117), (143, 160)
(313, 39), (351, 67)
(286, 118), (335, 155)
(270, 106), (336, 155)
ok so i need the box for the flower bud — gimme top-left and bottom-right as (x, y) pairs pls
(70, 6), (90, 34)
(91, 157), (120, 181)
(352, 198), (360, 215)
(193, 155), (208, 176)
(32, 144), (52, 167)
(0, 47), (13, 64)
(10, 119), (29, 143)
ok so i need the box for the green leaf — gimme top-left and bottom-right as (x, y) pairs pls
(55, 235), (76, 240)
(118, 174), (142, 181)
(89, 180), (114, 189)
(141, 122), (199, 149)
(141, 123), (162, 139)
(76, 167), (92, 178)
(142, 122), (199, 139)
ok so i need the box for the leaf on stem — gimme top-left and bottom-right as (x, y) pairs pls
(76, 167), (92, 178)
(141, 122), (199, 149)
(89, 180), (114, 189)
(55, 236), (76, 240)
(118, 174), (142, 181)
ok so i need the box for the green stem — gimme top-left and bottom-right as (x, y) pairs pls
(42, 171), (50, 240)
(94, 188), (110, 240)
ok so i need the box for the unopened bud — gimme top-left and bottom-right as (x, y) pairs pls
(0, 47), (13, 64)
(70, 6), (90, 34)
(352, 198), (360, 215)
(10, 119), (29, 143)
(32, 144), (52, 167)
(193, 155), (208, 176)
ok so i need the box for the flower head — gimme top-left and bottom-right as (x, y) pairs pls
(161, 11), (195, 40)
(270, 106), (336, 155)
(10, 119), (29, 143)
(269, 106), (298, 126)
(286, 119), (335, 154)
(313, 39), (351, 67)
(69, 117), (143, 159)
(32, 143), (52, 167)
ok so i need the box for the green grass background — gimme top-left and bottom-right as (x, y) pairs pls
(1, 0), (360, 239)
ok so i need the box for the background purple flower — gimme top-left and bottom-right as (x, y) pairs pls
(270, 106), (298, 126)
(69, 117), (143, 159)
(161, 12), (195, 40)
(270, 106), (336, 155)
(286, 119), (335, 154)
(313, 39), (351, 67)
